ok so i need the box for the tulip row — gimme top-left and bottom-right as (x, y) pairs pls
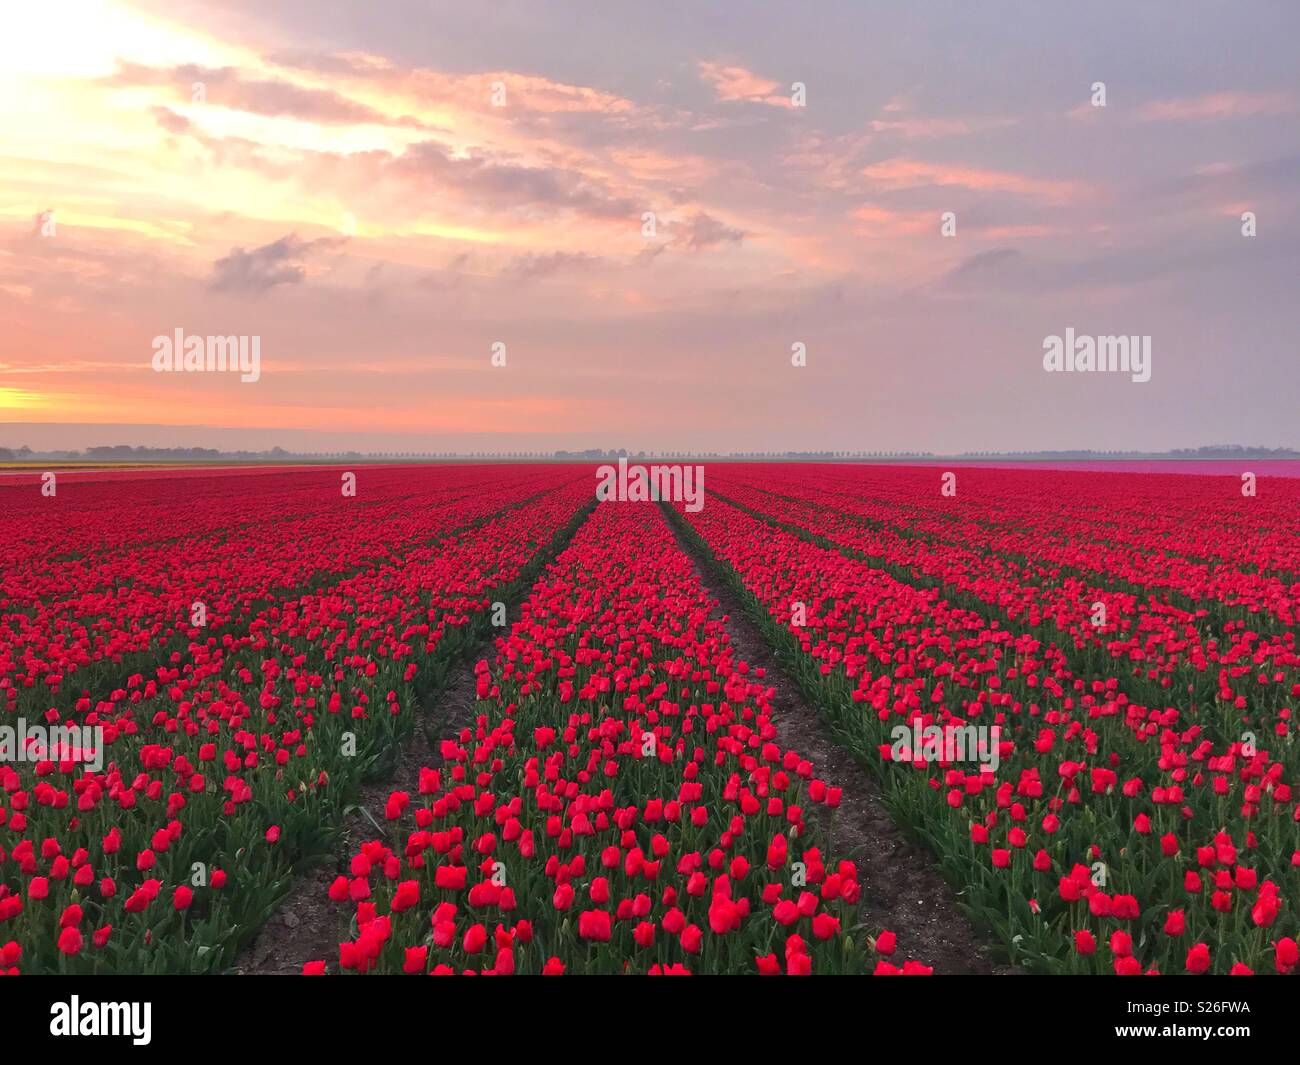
(707, 469), (1300, 722)
(0, 467), (592, 973)
(670, 475), (1300, 976)
(309, 500), (923, 974)
(2, 465), (581, 716)
(713, 464), (1300, 626)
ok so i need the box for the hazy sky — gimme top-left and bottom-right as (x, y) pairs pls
(1, 0), (1297, 452)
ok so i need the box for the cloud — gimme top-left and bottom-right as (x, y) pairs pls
(861, 157), (1088, 204)
(941, 247), (1025, 288)
(672, 212), (745, 251)
(697, 61), (792, 108)
(1065, 102), (1101, 124)
(500, 251), (602, 280)
(391, 141), (639, 221)
(151, 106), (194, 135)
(273, 50), (646, 118)
(1136, 91), (1298, 123)
(106, 61), (432, 128)
(210, 233), (346, 294)
(850, 204), (932, 238)
(934, 235), (1290, 297)
(866, 98), (1016, 140)
(414, 252), (473, 291)
(1138, 155), (1300, 212)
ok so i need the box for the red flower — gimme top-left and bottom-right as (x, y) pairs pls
(811, 913), (840, 940)
(578, 909), (612, 942)
(391, 880), (420, 913)
(123, 888), (152, 914)
(462, 924), (487, 953)
(57, 927), (83, 956)
(707, 897), (740, 935)
(1251, 886), (1280, 927)
(772, 899), (799, 926)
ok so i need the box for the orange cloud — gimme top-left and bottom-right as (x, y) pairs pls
(861, 157), (1088, 204)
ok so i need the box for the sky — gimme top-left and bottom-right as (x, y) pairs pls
(1, 0), (1297, 454)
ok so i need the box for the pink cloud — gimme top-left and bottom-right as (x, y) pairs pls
(861, 157), (1088, 204)
(869, 115), (1015, 139)
(269, 50), (648, 119)
(849, 204), (932, 238)
(1136, 90), (1297, 122)
(697, 61), (792, 108)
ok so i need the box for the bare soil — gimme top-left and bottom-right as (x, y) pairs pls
(239, 505), (1010, 975)
(661, 506), (1012, 975)
(233, 636), (491, 974)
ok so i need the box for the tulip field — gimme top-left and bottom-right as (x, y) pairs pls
(673, 464), (1300, 976)
(2, 463), (1298, 976)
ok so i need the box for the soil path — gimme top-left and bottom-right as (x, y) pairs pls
(660, 504), (1009, 974)
(235, 503), (595, 974)
(240, 501), (1008, 975)
(233, 626), (499, 974)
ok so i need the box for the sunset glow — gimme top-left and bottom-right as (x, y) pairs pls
(1, 0), (1296, 453)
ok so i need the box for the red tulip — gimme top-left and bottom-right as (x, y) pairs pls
(57, 927), (83, 955)
(578, 910), (611, 942)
